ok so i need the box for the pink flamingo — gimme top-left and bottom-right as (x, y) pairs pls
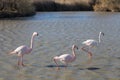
(9, 32), (38, 67)
(53, 45), (78, 70)
(81, 32), (104, 59)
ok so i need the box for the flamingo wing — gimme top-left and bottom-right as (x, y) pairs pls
(59, 54), (73, 63)
(82, 39), (98, 47)
(13, 45), (30, 55)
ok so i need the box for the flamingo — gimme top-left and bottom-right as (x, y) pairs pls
(53, 45), (78, 70)
(8, 32), (38, 67)
(81, 32), (104, 59)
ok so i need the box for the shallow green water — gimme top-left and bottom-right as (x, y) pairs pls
(0, 12), (120, 80)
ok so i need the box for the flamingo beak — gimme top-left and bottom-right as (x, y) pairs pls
(102, 32), (104, 36)
(76, 46), (78, 50)
(37, 33), (39, 36)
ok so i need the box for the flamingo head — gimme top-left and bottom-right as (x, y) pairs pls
(100, 32), (104, 36)
(72, 45), (78, 50)
(33, 32), (39, 36)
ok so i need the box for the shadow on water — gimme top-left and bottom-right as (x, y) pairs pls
(45, 64), (100, 71)
(116, 57), (120, 59)
(77, 67), (101, 71)
(45, 64), (66, 68)
(12, 64), (67, 70)
(86, 67), (100, 70)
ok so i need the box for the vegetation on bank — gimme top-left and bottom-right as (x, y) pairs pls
(33, 0), (120, 12)
(33, 0), (95, 11)
(0, 0), (120, 18)
(0, 0), (35, 18)
(94, 0), (120, 12)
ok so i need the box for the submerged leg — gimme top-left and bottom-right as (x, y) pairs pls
(88, 52), (92, 59)
(20, 55), (25, 67)
(81, 47), (92, 59)
(18, 56), (21, 66)
(53, 58), (60, 70)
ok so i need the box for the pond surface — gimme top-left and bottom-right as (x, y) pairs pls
(0, 12), (120, 80)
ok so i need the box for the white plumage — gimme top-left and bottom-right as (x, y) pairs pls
(82, 39), (98, 48)
(56, 54), (74, 64)
(13, 45), (31, 56)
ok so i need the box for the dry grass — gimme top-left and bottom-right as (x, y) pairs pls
(93, 0), (120, 12)
(33, 0), (120, 12)
(33, 0), (95, 11)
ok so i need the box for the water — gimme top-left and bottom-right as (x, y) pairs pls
(0, 12), (120, 80)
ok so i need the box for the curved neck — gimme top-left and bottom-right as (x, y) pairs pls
(98, 32), (102, 43)
(30, 34), (35, 49)
(72, 48), (76, 57)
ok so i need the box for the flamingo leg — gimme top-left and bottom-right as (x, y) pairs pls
(18, 56), (21, 66)
(88, 52), (92, 59)
(88, 47), (92, 59)
(81, 47), (92, 59)
(20, 55), (25, 67)
(53, 59), (60, 70)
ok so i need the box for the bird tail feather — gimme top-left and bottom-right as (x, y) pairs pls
(8, 51), (16, 55)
